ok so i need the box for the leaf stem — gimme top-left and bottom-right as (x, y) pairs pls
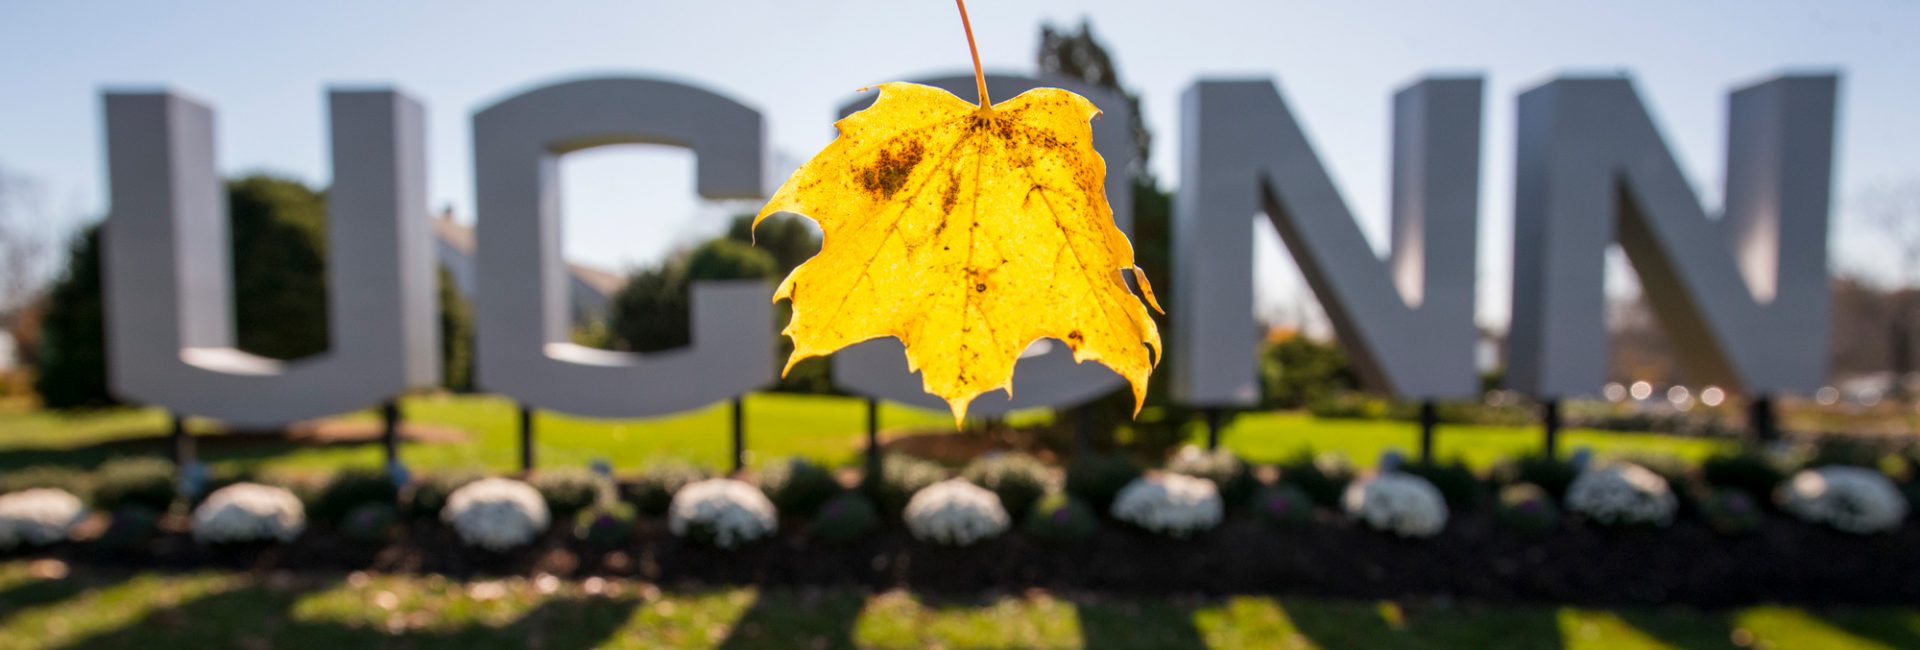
(954, 0), (990, 108)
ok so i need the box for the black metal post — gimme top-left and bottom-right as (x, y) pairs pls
(730, 397), (746, 473)
(1542, 399), (1562, 457)
(1418, 400), (1438, 462)
(381, 400), (401, 467)
(1750, 394), (1778, 442)
(1205, 408), (1224, 450)
(865, 398), (882, 487)
(169, 412), (193, 467)
(518, 404), (536, 472)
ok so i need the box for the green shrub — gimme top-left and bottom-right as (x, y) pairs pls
(758, 457), (841, 517)
(1400, 459), (1483, 509)
(338, 502), (398, 544)
(1490, 454), (1579, 502)
(1258, 336), (1360, 409)
(1023, 491), (1097, 545)
(1305, 393), (1398, 420)
(1697, 488), (1764, 536)
(961, 453), (1052, 520)
(94, 506), (162, 552)
(864, 454), (947, 517)
(1064, 453), (1141, 513)
(1701, 451), (1789, 504)
(609, 239), (775, 353)
(91, 457), (176, 511)
(1165, 447), (1255, 507)
(806, 491), (880, 544)
(1250, 483), (1315, 528)
(575, 504), (637, 546)
(309, 468), (398, 524)
(1806, 437), (1892, 470)
(1494, 483), (1560, 535)
(531, 468), (611, 520)
(1, 466), (91, 499)
(1276, 452), (1352, 507)
(404, 471), (484, 519)
(620, 461), (714, 517)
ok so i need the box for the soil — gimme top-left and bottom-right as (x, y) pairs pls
(23, 511), (1920, 607)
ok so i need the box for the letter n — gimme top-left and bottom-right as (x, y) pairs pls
(1505, 74), (1838, 397)
(1174, 77), (1484, 405)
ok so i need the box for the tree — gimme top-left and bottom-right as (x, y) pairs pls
(1259, 333), (1361, 409)
(1857, 180), (1920, 394)
(33, 226), (109, 408)
(438, 265), (474, 392)
(0, 168), (53, 320)
(226, 175), (330, 360)
(607, 239), (777, 353)
(1039, 21), (1153, 181)
(727, 213), (819, 276)
(730, 212), (836, 393)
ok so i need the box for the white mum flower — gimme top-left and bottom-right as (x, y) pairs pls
(668, 478), (777, 549)
(1111, 473), (1223, 538)
(1779, 466), (1907, 534)
(1343, 472), (1448, 538)
(0, 488), (88, 550)
(1566, 463), (1677, 527)
(191, 482), (306, 544)
(904, 478), (1009, 546)
(442, 477), (550, 551)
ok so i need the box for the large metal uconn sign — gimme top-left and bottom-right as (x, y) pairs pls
(99, 70), (1838, 426)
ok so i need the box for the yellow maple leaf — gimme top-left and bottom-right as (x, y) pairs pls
(756, 67), (1162, 424)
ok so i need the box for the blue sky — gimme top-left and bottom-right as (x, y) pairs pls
(1, 0), (1915, 329)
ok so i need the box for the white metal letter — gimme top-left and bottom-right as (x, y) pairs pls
(102, 89), (438, 427)
(1505, 74), (1838, 398)
(1174, 77), (1483, 405)
(472, 77), (774, 418)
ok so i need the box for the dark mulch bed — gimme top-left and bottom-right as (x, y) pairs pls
(20, 511), (1920, 608)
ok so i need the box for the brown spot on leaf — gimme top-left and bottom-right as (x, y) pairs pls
(858, 139), (925, 197)
(941, 174), (960, 213)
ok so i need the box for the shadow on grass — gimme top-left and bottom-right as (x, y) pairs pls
(1612, 607), (1739, 650)
(48, 576), (638, 650)
(715, 589), (865, 650)
(1283, 598), (1566, 650)
(1072, 595), (1208, 650)
(0, 569), (133, 629)
(1806, 608), (1920, 650)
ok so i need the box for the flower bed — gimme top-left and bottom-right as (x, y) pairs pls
(14, 444), (1920, 606)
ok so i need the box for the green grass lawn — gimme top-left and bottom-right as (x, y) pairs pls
(2, 561), (1916, 649)
(0, 393), (1732, 476)
(1212, 410), (1734, 468)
